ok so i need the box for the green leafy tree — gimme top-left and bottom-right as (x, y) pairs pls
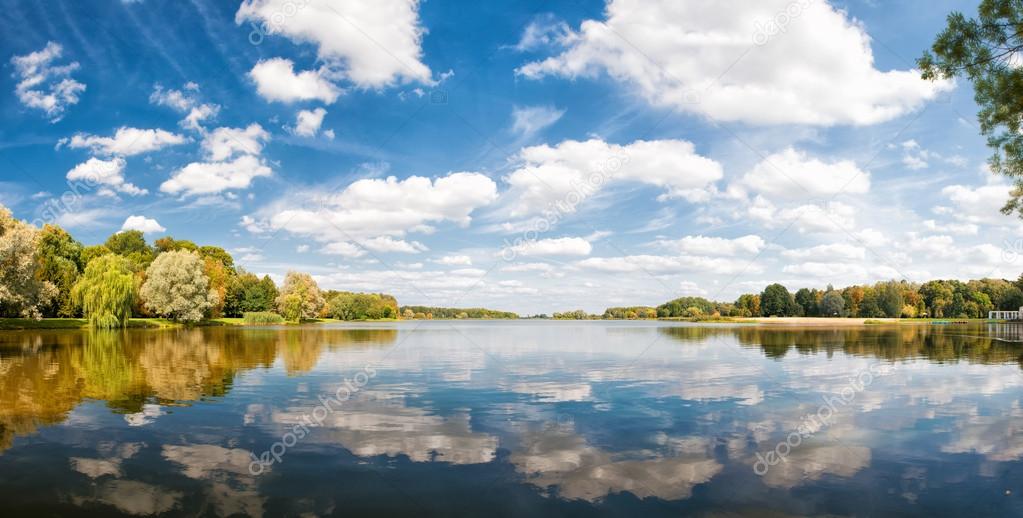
(36, 224), (84, 317)
(760, 284), (795, 317)
(197, 245), (235, 274)
(154, 236), (197, 254)
(140, 250), (217, 322)
(225, 271), (278, 316)
(820, 290), (845, 316)
(71, 254), (137, 329)
(81, 245), (112, 266)
(920, 0), (1023, 216)
(794, 288), (817, 317)
(877, 281), (905, 318)
(275, 271), (324, 321)
(104, 230), (154, 269)
(734, 294), (761, 317)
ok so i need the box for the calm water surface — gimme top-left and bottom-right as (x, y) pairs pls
(0, 321), (1022, 516)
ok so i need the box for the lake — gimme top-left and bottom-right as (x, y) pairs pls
(0, 321), (1021, 516)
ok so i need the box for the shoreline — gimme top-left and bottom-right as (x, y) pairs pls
(0, 313), (1002, 329)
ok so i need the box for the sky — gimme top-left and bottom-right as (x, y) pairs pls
(1, 0), (1020, 315)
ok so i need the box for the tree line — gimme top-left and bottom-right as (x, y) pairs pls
(0, 204), (403, 328)
(398, 306), (519, 319)
(655, 279), (1023, 319)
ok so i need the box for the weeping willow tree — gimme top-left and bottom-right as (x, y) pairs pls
(72, 254), (137, 329)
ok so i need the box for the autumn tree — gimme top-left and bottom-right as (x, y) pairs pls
(275, 271), (324, 321)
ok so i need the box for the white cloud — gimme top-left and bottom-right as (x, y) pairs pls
(160, 155), (272, 196)
(677, 281), (707, 296)
(361, 236), (428, 254)
(513, 14), (572, 52)
(248, 58), (342, 104)
(656, 234), (764, 257)
(922, 219), (979, 236)
(503, 138), (722, 217)
(263, 172), (499, 242)
(942, 180), (1017, 226)
(781, 261), (912, 281)
(749, 198), (857, 234)
(236, 0), (433, 88)
(511, 105), (565, 136)
(781, 243), (866, 262)
(11, 42), (85, 121)
(576, 254), (759, 275)
(62, 127), (186, 156)
(509, 237), (593, 257)
(322, 241), (367, 258)
(517, 0), (951, 126)
(202, 124), (269, 161)
(290, 108), (328, 137)
(149, 84), (220, 131)
(55, 208), (117, 229)
(501, 262), (554, 273)
(435, 255), (473, 266)
(737, 148), (869, 201)
(66, 157), (147, 196)
(121, 215), (166, 234)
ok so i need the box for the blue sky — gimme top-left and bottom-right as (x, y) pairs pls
(1, 0), (1019, 314)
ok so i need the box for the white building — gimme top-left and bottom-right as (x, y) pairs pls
(988, 308), (1023, 320)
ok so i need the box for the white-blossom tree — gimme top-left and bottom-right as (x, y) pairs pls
(140, 250), (217, 322)
(0, 205), (56, 318)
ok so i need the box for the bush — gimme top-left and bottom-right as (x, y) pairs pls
(243, 312), (285, 325)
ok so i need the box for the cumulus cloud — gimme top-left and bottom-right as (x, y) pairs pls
(781, 243), (866, 262)
(61, 127), (186, 156)
(160, 155), (272, 196)
(503, 138), (722, 217)
(260, 172), (499, 243)
(749, 198), (857, 234)
(66, 157), (147, 196)
(160, 124), (272, 196)
(510, 105), (565, 136)
(435, 255), (473, 266)
(576, 254), (759, 275)
(736, 148), (869, 201)
(517, 0), (951, 126)
(248, 58), (342, 104)
(941, 180), (1016, 226)
(11, 42), (85, 121)
(201, 124), (269, 161)
(361, 236), (428, 254)
(236, 0), (432, 88)
(290, 107), (328, 137)
(121, 215), (166, 234)
(149, 83), (220, 131)
(508, 237), (593, 257)
(656, 234), (765, 257)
